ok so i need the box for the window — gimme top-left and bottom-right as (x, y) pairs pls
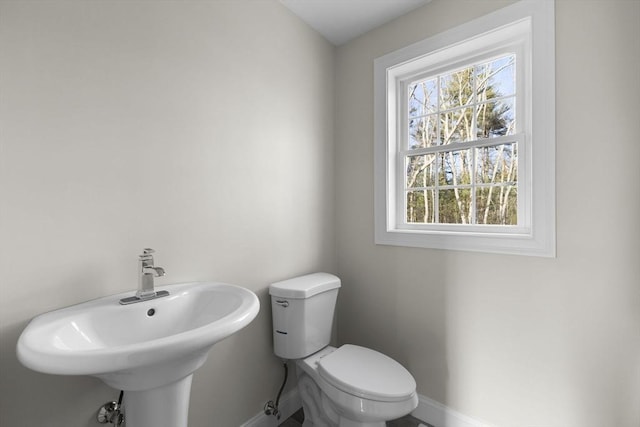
(404, 53), (519, 226)
(374, 0), (555, 256)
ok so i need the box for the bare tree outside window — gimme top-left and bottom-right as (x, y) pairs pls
(405, 54), (517, 225)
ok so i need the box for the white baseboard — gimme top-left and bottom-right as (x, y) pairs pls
(241, 391), (493, 427)
(412, 395), (496, 427)
(240, 389), (302, 427)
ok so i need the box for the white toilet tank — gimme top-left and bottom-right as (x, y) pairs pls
(269, 273), (341, 360)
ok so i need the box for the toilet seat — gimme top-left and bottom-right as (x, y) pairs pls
(317, 344), (416, 402)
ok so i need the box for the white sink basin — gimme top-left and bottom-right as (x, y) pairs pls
(17, 281), (260, 427)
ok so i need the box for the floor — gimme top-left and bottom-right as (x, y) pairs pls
(280, 409), (433, 427)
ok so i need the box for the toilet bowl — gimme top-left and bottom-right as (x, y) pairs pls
(269, 273), (418, 427)
(297, 345), (418, 427)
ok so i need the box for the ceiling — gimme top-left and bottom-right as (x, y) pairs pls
(279, 0), (430, 46)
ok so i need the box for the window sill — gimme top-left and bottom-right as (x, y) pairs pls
(375, 226), (555, 257)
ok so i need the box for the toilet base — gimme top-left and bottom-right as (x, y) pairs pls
(298, 371), (336, 427)
(296, 363), (407, 427)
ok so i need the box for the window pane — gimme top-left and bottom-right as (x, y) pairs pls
(406, 154), (436, 188)
(439, 188), (471, 224)
(475, 55), (516, 101)
(406, 190), (435, 223)
(476, 97), (515, 138)
(409, 115), (437, 149)
(476, 185), (517, 225)
(438, 149), (472, 186)
(409, 79), (437, 117)
(476, 143), (518, 184)
(439, 107), (474, 143)
(440, 66), (473, 110)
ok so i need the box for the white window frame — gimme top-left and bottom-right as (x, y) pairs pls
(374, 0), (555, 257)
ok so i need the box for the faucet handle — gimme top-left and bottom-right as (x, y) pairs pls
(140, 248), (155, 261)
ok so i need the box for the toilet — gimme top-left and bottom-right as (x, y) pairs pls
(269, 273), (418, 427)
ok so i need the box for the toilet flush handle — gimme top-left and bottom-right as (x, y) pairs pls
(274, 299), (289, 307)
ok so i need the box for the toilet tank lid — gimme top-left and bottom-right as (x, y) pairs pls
(269, 272), (341, 299)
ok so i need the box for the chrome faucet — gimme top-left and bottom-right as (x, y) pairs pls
(138, 248), (165, 298)
(119, 248), (169, 305)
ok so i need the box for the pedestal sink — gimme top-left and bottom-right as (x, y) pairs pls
(16, 281), (260, 427)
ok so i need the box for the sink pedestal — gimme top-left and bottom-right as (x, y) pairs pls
(97, 350), (210, 427)
(123, 375), (193, 427)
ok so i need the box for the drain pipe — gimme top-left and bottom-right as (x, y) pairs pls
(97, 390), (124, 426)
(264, 360), (289, 419)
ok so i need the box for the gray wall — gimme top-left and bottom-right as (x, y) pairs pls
(335, 1), (640, 426)
(0, 1), (334, 426)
